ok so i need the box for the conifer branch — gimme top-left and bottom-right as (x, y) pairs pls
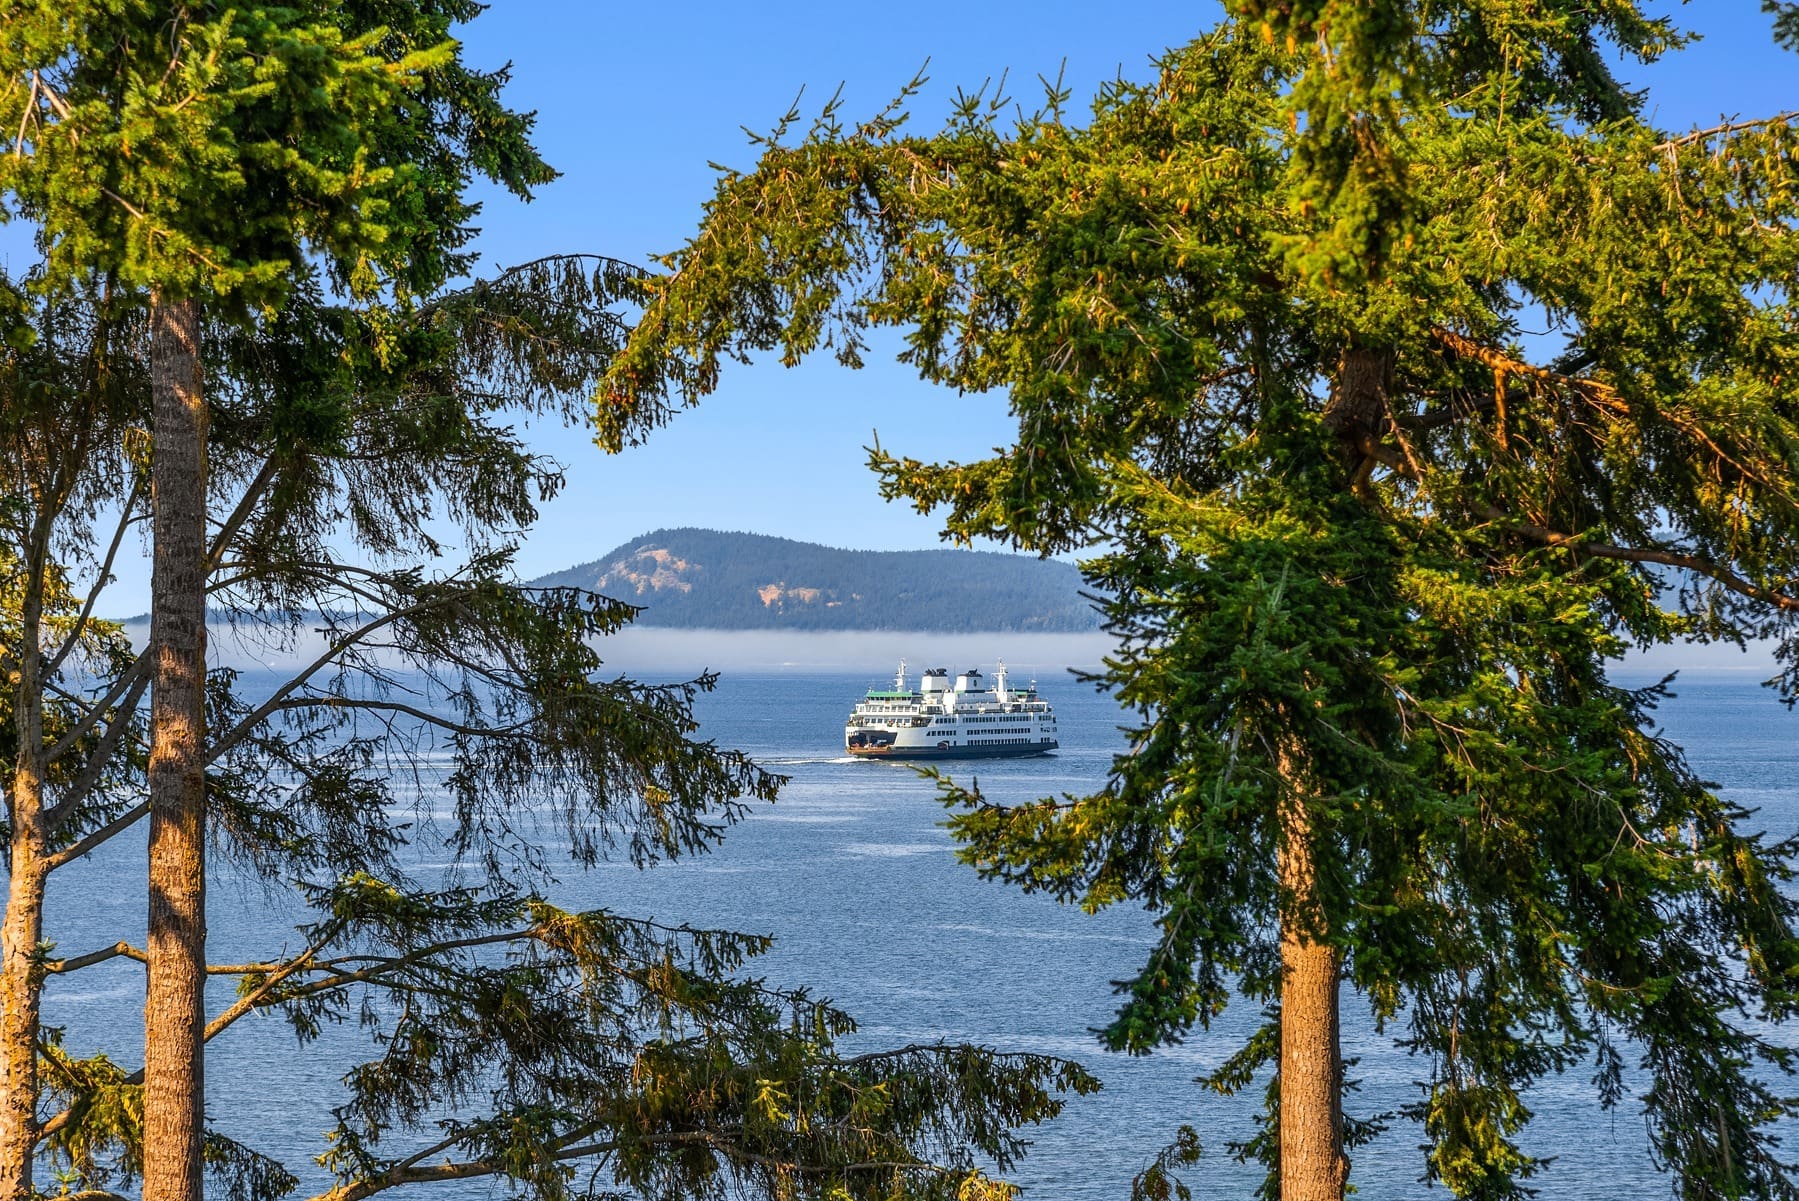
(203, 455), (283, 575)
(38, 667), (149, 838)
(1390, 394), (1498, 433)
(204, 560), (393, 610)
(1432, 327), (1799, 509)
(200, 938), (335, 1045)
(42, 473), (145, 679)
(1358, 435), (1799, 613)
(1428, 327), (1618, 405)
(267, 927), (554, 1004)
(44, 653), (150, 765)
(203, 595), (464, 764)
(310, 1127), (969, 1201)
(1652, 111), (1799, 152)
(42, 800), (147, 869)
(42, 940), (316, 979)
(257, 697), (539, 741)
(1489, 517), (1799, 614)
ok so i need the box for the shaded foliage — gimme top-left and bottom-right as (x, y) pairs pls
(604, 6), (1799, 1198)
(1, 252), (1097, 1201)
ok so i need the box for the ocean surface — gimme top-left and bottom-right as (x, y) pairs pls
(35, 667), (1799, 1199)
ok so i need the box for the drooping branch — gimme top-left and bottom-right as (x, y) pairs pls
(307, 1126), (970, 1201)
(202, 595), (463, 764)
(40, 671), (150, 837)
(204, 454), (281, 576)
(1355, 434), (1799, 614)
(242, 697), (538, 751)
(205, 559), (397, 608)
(261, 927), (547, 1007)
(42, 800), (147, 870)
(42, 473), (146, 679)
(309, 1132), (614, 1201)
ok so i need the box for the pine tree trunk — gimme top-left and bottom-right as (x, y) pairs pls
(0, 816), (47, 1201)
(1278, 774), (1348, 1201)
(143, 293), (208, 1201)
(1, 520), (54, 1199)
(1269, 343), (1388, 1201)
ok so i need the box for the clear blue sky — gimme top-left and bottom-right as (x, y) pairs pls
(452, 1), (1798, 583)
(465, 0), (1230, 582)
(13, 4), (1796, 606)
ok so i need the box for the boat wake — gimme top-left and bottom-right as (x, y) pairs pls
(760, 755), (860, 766)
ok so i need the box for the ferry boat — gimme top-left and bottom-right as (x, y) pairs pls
(844, 661), (1059, 759)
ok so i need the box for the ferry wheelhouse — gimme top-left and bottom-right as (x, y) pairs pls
(844, 661), (1059, 759)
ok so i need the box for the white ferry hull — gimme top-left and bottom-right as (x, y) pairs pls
(845, 739), (1059, 761)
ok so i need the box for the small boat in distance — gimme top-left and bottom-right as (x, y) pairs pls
(844, 660), (1059, 759)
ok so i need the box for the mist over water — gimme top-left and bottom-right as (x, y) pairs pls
(44, 631), (1799, 1198)
(589, 628), (1117, 676)
(127, 618), (1779, 686)
(122, 619), (1116, 677)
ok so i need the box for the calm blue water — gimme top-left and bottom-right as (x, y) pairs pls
(35, 672), (1799, 1198)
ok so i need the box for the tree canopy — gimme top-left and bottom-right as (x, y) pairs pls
(605, 4), (1799, 1198)
(0, 249), (1098, 1201)
(2, 8), (565, 1194)
(0, 4), (1098, 1198)
(0, 0), (550, 306)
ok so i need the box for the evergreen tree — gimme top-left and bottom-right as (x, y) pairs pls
(0, 7), (1097, 1199)
(0, 256), (1096, 1201)
(0, 275), (148, 1198)
(1, 6), (549, 1196)
(604, 6), (1799, 1199)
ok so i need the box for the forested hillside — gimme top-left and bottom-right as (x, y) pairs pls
(531, 528), (1100, 630)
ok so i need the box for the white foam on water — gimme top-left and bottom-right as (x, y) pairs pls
(758, 814), (863, 825)
(768, 798), (877, 811)
(763, 755), (863, 767)
(933, 921), (1157, 947)
(875, 984), (953, 1000)
(842, 842), (947, 858)
(43, 986), (136, 1005)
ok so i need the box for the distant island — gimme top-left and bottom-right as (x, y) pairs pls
(528, 528), (1101, 632)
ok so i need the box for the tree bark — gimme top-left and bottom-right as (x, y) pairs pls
(1267, 348), (1383, 1201)
(1323, 345), (1396, 488)
(1, 512), (55, 1199)
(1278, 764), (1348, 1201)
(0, 787), (48, 1201)
(143, 293), (208, 1201)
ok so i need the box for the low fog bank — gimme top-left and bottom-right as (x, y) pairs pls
(588, 628), (1115, 676)
(1612, 640), (1781, 686)
(120, 620), (1113, 677)
(124, 618), (1778, 688)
